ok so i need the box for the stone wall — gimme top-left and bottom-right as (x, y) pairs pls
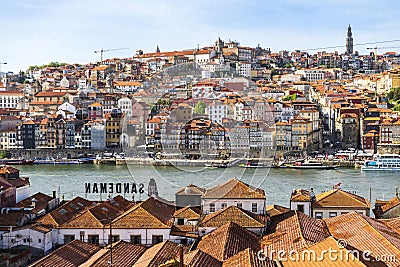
(377, 144), (400, 155)
(8, 148), (122, 160)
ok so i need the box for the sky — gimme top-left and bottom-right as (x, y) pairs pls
(1, 0), (400, 72)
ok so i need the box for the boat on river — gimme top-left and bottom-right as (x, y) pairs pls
(361, 154), (400, 171)
(237, 161), (272, 168)
(0, 159), (35, 165)
(287, 159), (337, 170)
(205, 163), (228, 168)
(34, 157), (82, 164)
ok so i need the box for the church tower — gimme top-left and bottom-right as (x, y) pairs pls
(346, 24), (354, 55)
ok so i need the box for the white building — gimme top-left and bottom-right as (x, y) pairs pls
(290, 188), (371, 218)
(202, 178), (266, 215)
(295, 69), (325, 82)
(117, 97), (133, 118)
(2, 224), (52, 253)
(207, 101), (229, 125)
(57, 102), (76, 119)
(114, 81), (143, 94)
(0, 91), (24, 109)
(236, 62), (251, 78)
(198, 205), (265, 236)
(0, 130), (17, 150)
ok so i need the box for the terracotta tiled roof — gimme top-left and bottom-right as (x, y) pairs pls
(0, 211), (27, 228)
(176, 184), (206, 196)
(35, 91), (68, 97)
(325, 212), (400, 267)
(112, 197), (175, 229)
(16, 192), (54, 213)
(89, 102), (102, 107)
(380, 196), (400, 213)
(182, 249), (221, 267)
(0, 166), (20, 174)
(29, 240), (101, 267)
(170, 224), (198, 238)
(93, 65), (108, 71)
(200, 205), (266, 228)
(133, 240), (180, 267)
(265, 204), (290, 217)
(202, 179), (265, 199)
(313, 189), (370, 209)
(290, 189), (311, 202)
(381, 217), (400, 235)
(196, 222), (260, 261)
(30, 100), (63, 105)
(61, 201), (124, 229)
(281, 237), (367, 266)
(222, 248), (275, 267)
(37, 197), (94, 227)
(7, 177), (30, 188)
(114, 81), (143, 87)
(83, 240), (146, 267)
(261, 210), (330, 259)
(173, 206), (201, 220)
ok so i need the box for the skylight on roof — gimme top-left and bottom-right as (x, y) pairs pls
(58, 209), (67, 215)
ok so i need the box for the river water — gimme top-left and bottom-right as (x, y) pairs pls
(16, 164), (399, 207)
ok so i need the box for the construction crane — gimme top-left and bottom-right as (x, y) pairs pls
(367, 46), (400, 61)
(94, 47), (129, 62)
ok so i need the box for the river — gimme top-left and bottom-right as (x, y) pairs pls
(16, 164), (399, 207)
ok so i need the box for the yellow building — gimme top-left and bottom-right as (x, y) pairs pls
(105, 113), (123, 148)
(290, 117), (312, 151)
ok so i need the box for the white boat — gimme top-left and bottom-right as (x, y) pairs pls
(286, 159), (338, 170)
(361, 154), (400, 171)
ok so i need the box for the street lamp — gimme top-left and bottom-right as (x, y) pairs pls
(99, 218), (113, 266)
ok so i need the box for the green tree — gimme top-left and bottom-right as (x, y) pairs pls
(283, 94), (297, 101)
(194, 100), (206, 114)
(388, 87), (400, 101)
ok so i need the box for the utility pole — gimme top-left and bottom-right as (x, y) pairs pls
(179, 245), (184, 267)
(109, 220), (113, 266)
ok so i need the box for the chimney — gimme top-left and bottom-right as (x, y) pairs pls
(52, 191), (56, 199)
(396, 187), (399, 198)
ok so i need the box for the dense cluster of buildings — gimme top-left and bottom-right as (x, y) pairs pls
(0, 28), (400, 158)
(2, 167), (400, 266)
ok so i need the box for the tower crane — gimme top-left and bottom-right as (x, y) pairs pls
(94, 47), (129, 62)
(367, 46), (400, 61)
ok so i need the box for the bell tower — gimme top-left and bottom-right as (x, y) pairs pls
(346, 24), (354, 55)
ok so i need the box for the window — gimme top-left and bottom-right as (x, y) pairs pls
(252, 203), (258, 213)
(297, 204), (304, 213)
(130, 235), (141, 244)
(88, 235), (99, 245)
(237, 203), (242, 209)
(177, 218), (184, 225)
(209, 203), (215, 213)
(64, 235), (75, 244)
(109, 235), (120, 244)
(152, 235), (163, 244)
(221, 203), (227, 209)
(80, 231), (85, 241)
(38, 239), (41, 243)
(329, 212), (337, 218)
(315, 212), (323, 219)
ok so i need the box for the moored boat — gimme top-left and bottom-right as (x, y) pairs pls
(34, 157), (82, 164)
(287, 160), (337, 170)
(0, 159), (35, 165)
(361, 154), (400, 171)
